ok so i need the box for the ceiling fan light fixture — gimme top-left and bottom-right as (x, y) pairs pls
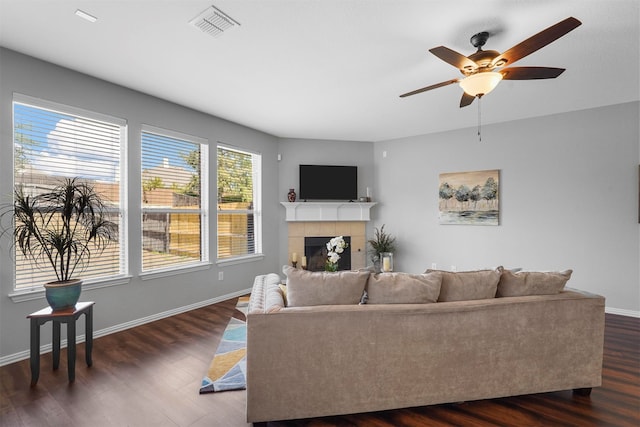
(459, 72), (503, 97)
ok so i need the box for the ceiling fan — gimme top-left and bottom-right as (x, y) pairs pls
(400, 17), (582, 107)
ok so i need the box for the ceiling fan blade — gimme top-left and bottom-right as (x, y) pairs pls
(460, 92), (475, 108)
(491, 17), (581, 67)
(399, 79), (459, 98)
(429, 46), (479, 71)
(501, 66), (565, 80)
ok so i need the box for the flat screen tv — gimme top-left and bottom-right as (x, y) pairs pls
(299, 165), (357, 201)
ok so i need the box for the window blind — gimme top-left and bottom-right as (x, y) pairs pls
(141, 127), (208, 271)
(217, 145), (261, 259)
(12, 97), (125, 290)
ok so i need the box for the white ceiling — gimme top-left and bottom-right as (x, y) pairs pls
(1, 0), (638, 142)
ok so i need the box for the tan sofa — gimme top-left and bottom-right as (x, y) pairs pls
(245, 271), (605, 423)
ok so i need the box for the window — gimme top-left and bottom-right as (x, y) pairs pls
(217, 145), (262, 260)
(12, 94), (127, 290)
(141, 126), (209, 272)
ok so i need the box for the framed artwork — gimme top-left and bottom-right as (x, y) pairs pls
(439, 169), (500, 225)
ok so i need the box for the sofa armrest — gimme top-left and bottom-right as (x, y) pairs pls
(248, 273), (285, 314)
(564, 287), (605, 299)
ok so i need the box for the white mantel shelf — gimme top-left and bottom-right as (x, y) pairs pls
(281, 202), (377, 222)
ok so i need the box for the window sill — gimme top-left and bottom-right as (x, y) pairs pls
(139, 262), (213, 281)
(9, 275), (132, 303)
(216, 253), (265, 267)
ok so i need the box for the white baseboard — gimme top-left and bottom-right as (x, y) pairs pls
(605, 306), (640, 318)
(0, 288), (252, 367)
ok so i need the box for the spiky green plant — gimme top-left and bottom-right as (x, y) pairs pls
(1, 178), (117, 283)
(367, 224), (396, 263)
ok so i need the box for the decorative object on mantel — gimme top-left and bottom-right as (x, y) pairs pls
(287, 188), (296, 202)
(0, 178), (117, 311)
(367, 224), (396, 272)
(325, 236), (348, 272)
(291, 252), (298, 268)
(380, 252), (394, 272)
(301, 256), (307, 270)
(439, 169), (499, 226)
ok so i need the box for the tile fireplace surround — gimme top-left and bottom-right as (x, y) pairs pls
(287, 221), (366, 270)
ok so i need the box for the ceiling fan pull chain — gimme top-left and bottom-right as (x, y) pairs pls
(477, 95), (482, 142)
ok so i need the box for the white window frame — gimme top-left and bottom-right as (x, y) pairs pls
(140, 125), (210, 277)
(9, 93), (129, 300)
(216, 143), (262, 265)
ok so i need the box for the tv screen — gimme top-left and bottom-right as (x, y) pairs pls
(299, 165), (357, 201)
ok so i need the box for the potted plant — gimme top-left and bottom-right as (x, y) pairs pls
(367, 224), (396, 271)
(0, 177), (117, 310)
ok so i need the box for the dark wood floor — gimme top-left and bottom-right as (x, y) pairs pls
(1, 298), (638, 427)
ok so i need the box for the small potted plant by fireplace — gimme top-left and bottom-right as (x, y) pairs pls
(0, 178), (117, 311)
(367, 224), (396, 272)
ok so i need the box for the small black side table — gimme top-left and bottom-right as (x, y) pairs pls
(27, 301), (94, 385)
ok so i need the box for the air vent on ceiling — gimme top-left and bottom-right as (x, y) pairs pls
(189, 5), (240, 38)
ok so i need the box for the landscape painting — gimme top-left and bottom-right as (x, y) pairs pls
(439, 169), (499, 225)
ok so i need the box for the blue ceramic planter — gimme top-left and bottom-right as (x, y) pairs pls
(44, 279), (82, 311)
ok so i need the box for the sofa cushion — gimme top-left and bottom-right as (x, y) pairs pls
(425, 267), (503, 302)
(283, 265), (369, 307)
(497, 269), (573, 297)
(366, 272), (442, 304)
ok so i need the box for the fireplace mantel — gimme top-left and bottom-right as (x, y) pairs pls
(281, 202), (376, 222)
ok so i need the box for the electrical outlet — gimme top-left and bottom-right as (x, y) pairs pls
(431, 263), (437, 270)
(450, 265), (457, 272)
(218, 271), (224, 281)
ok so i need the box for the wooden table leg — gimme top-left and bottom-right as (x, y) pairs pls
(67, 318), (76, 382)
(85, 306), (93, 367)
(52, 320), (61, 370)
(29, 318), (40, 386)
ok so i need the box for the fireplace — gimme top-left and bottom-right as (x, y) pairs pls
(287, 221), (366, 271)
(304, 236), (351, 271)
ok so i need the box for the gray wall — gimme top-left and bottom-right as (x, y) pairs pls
(1, 47), (638, 362)
(373, 102), (639, 314)
(0, 48), (281, 360)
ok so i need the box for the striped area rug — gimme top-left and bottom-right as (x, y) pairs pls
(235, 295), (250, 316)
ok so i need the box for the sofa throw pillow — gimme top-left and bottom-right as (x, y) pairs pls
(278, 284), (288, 306)
(366, 272), (442, 304)
(425, 267), (503, 302)
(283, 265), (369, 307)
(497, 269), (573, 297)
